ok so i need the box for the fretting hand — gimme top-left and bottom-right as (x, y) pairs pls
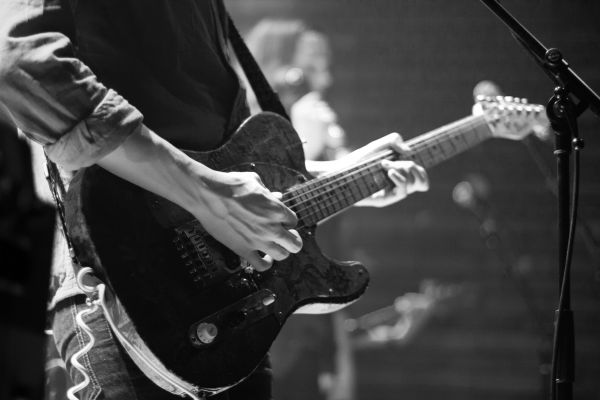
(306, 132), (429, 208)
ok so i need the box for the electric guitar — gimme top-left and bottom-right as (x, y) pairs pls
(64, 95), (547, 396)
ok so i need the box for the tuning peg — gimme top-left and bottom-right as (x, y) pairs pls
(521, 98), (528, 104)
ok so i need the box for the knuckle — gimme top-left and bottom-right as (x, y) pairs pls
(247, 172), (263, 184)
(388, 132), (402, 141)
(252, 256), (271, 271)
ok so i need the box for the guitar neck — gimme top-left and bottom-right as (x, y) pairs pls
(285, 114), (493, 227)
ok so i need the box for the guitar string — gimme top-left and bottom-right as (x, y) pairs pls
(284, 114), (488, 206)
(284, 153), (392, 220)
(261, 106), (532, 218)
(288, 150), (478, 228)
(283, 116), (489, 220)
(289, 106), (541, 228)
(291, 132), (490, 228)
(286, 101), (541, 212)
(283, 118), (475, 210)
(292, 162), (392, 228)
(285, 118), (485, 221)
(283, 150), (393, 203)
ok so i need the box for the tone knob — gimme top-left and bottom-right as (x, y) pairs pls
(196, 322), (218, 344)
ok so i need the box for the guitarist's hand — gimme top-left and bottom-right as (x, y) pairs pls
(195, 170), (303, 271)
(98, 125), (302, 272)
(308, 133), (428, 208)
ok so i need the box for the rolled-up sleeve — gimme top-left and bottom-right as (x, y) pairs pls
(0, 0), (142, 170)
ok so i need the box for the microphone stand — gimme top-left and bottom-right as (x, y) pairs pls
(456, 185), (552, 400)
(477, 2), (600, 399)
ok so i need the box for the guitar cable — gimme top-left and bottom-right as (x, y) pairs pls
(44, 157), (99, 400)
(66, 267), (101, 400)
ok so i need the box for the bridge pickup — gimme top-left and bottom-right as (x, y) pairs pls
(188, 289), (277, 348)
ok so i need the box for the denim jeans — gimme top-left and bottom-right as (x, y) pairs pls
(52, 295), (272, 400)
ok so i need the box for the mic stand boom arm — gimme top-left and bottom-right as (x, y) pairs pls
(478, 2), (600, 400)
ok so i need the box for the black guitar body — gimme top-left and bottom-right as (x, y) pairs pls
(64, 112), (369, 392)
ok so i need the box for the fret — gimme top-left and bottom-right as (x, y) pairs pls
(333, 186), (345, 212)
(438, 136), (454, 159)
(410, 150), (432, 168)
(406, 115), (491, 170)
(339, 176), (355, 207)
(323, 192), (335, 215)
(293, 186), (311, 223)
(314, 191), (328, 221)
(289, 113), (498, 226)
(353, 168), (371, 199)
(451, 132), (468, 153)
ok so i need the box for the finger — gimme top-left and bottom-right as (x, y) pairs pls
(385, 132), (403, 144)
(410, 165), (430, 192)
(393, 141), (412, 153)
(272, 191), (283, 200)
(389, 134), (412, 154)
(244, 251), (273, 272)
(355, 132), (403, 159)
(249, 171), (266, 188)
(381, 159), (408, 171)
(374, 132), (403, 151)
(387, 169), (408, 198)
(278, 205), (299, 229)
(274, 228), (303, 254)
(262, 242), (291, 262)
(387, 167), (407, 184)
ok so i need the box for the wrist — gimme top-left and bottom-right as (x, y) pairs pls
(175, 159), (227, 216)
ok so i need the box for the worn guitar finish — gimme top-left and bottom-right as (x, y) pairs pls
(65, 113), (370, 392)
(64, 98), (545, 393)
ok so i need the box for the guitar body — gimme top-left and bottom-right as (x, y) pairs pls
(64, 112), (369, 391)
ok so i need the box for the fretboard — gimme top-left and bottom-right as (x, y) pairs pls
(284, 114), (493, 227)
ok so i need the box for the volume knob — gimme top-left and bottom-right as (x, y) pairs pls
(195, 322), (218, 344)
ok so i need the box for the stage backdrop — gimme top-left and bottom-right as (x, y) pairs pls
(227, 1), (600, 399)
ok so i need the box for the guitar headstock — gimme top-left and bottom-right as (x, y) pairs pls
(473, 95), (549, 141)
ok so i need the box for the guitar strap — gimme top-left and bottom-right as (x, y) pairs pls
(45, 0), (81, 267)
(226, 13), (290, 121)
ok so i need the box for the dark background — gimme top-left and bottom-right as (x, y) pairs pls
(227, 1), (600, 399)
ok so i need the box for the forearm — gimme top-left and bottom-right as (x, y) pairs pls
(98, 124), (302, 271)
(97, 125), (221, 214)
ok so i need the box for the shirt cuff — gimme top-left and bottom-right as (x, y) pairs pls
(45, 89), (143, 170)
